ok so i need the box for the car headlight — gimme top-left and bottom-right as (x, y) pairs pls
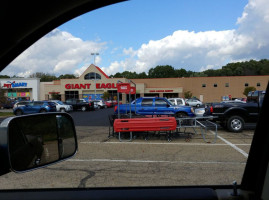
(191, 107), (194, 113)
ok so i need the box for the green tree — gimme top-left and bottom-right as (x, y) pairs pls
(184, 91), (192, 99)
(175, 68), (188, 77)
(137, 72), (148, 79)
(29, 72), (57, 82)
(148, 65), (175, 78)
(243, 86), (256, 97)
(0, 75), (10, 78)
(0, 88), (8, 107)
(111, 72), (124, 78)
(102, 91), (110, 100)
(58, 74), (77, 79)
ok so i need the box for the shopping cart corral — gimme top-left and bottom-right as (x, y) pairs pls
(108, 114), (218, 143)
(175, 116), (218, 143)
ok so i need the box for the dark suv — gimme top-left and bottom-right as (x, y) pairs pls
(65, 98), (94, 111)
(13, 101), (57, 116)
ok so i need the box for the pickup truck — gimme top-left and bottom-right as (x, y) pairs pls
(65, 98), (94, 111)
(114, 97), (195, 117)
(211, 90), (265, 132)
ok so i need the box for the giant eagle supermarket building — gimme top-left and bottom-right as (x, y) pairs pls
(1, 64), (269, 103)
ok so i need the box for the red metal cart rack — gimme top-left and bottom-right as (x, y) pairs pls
(114, 116), (177, 142)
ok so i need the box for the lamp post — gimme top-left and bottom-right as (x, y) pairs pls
(91, 53), (99, 100)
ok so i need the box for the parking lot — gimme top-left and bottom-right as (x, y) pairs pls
(0, 108), (254, 189)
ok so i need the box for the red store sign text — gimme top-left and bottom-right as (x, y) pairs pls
(65, 83), (118, 90)
(65, 84), (91, 89)
(149, 90), (174, 93)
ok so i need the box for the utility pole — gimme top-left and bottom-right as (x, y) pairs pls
(91, 53), (99, 100)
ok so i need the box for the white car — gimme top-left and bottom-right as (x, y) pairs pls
(92, 100), (107, 109)
(50, 100), (73, 112)
(168, 98), (186, 106)
(186, 99), (203, 107)
(13, 101), (30, 108)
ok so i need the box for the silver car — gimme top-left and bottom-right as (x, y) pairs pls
(168, 98), (186, 106)
(49, 100), (73, 112)
(92, 100), (107, 109)
(186, 99), (203, 107)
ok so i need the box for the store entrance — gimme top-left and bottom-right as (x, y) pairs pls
(163, 93), (179, 99)
(65, 91), (79, 100)
(144, 93), (159, 97)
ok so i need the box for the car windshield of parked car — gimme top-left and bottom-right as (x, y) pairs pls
(167, 99), (174, 105)
(57, 101), (64, 105)
(0, 0), (267, 190)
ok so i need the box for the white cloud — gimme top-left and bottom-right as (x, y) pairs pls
(2, 29), (106, 77)
(123, 47), (137, 57)
(107, 0), (269, 74)
(2, 0), (269, 77)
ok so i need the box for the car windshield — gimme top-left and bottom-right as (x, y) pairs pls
(167, 99), (174, 105)
(57, 101), (64, 105)
(0, 0), (267, 191)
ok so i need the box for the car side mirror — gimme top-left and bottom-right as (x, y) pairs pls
(0, 113), (77, 175)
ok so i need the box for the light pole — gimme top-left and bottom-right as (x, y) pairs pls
(91, 53), (99, 100)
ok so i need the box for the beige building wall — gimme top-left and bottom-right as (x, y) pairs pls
(43, 64), (128, 101)
(40, 65), (269, 103)
(179, 76), (269, 102)
(131, 76), (269, 102)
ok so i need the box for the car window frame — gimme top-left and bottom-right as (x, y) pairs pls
(0, 1), (269, 199)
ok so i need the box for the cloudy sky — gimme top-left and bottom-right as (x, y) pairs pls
(1, 0), (269, 77)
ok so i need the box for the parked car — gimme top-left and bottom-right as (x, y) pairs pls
(0, 100), (14, 109)
(168, 98), (186, 106)
(115, 97), (195, 117)
(65, 98), (94, 111)
(92, 100), (107, 109)
(105, 100), (121, 108)
(49, 100), (73, 112)
(13, 101), (57, 116)
(186, 99), (203, 107)
(221, 100), (246, 103)
(211, 90), (265, 132)
(12, 101), (30, 108)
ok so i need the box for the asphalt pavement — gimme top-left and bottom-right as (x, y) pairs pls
(0, 107), (256, 189)
(69, 107), (115, 126)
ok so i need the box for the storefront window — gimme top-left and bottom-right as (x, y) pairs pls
(84, 72), (101, 80)
(65, 91), (79, 100)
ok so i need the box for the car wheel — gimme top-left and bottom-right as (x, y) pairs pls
(227, 115), (245, 133)
(15, 109), (23, 116)
(98, 105), (101, 109)
(60, 108), (66, 112)
(175, 112), (188, 118)
(40, 109), (47, 113)
(196, 104), (200, 107)
(81, 106), (86, 111)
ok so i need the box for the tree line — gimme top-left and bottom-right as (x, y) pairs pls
(0, 73), (77, 82)
(1, 59), (268, 81)
(110, 59), (269, 79)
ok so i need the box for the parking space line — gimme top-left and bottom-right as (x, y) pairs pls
(210, 131), (249, 158)
(80, 141), (251, 146)
(68, 158), (246, 165)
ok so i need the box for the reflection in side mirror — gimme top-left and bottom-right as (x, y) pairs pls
(0, 113), (77, 172)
